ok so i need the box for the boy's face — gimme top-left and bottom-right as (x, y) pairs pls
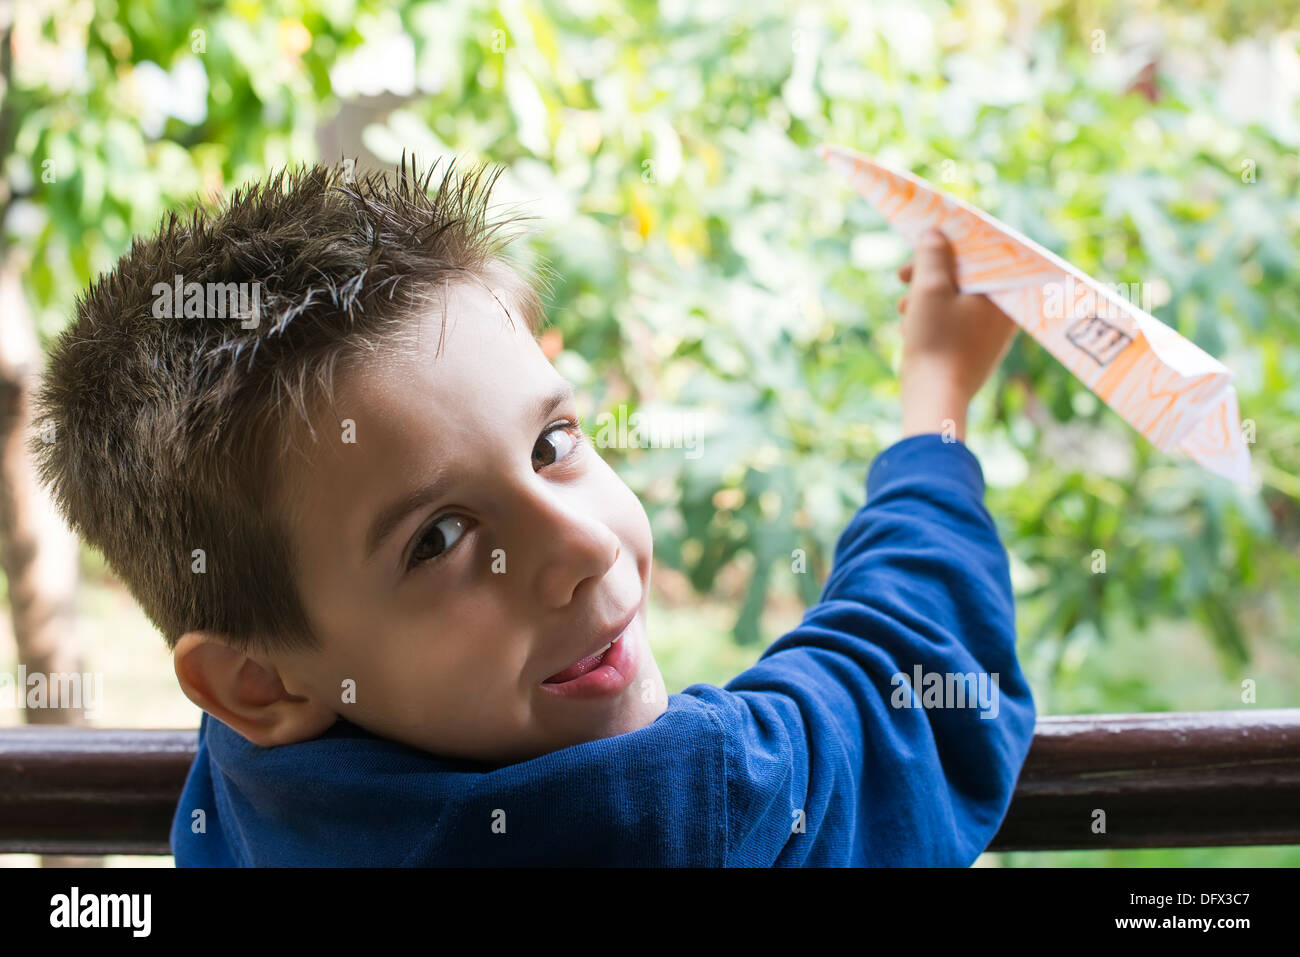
(270, 279), (667, 764)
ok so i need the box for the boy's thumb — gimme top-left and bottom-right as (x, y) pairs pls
(912, 228), (957, 293)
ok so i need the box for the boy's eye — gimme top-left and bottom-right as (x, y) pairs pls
(408, 423), (579, 573)
(532, 422), (578, 470)
(410, 515), (469, 567)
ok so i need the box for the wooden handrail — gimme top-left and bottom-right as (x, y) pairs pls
(991, 709), (1300, 850)
(1, 710), (1298, 856)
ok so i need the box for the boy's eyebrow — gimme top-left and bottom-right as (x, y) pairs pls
(362, 381), (577, 563)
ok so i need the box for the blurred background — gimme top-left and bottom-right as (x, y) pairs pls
(0, 0), (1297, 866)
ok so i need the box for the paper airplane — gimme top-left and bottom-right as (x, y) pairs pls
(820, 143), (1254, 485)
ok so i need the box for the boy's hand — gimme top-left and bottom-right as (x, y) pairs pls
(896, 228), (1018, 441)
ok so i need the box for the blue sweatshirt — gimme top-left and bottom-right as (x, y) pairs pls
(171, 433), (1036, 866)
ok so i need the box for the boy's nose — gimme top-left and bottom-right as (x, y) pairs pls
(519, 489), (621, 609)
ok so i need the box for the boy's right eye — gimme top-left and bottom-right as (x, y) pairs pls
(409, 514), (470, 569)
(532, 421), (582, 470)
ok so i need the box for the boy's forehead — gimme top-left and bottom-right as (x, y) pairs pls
(278, 281), (559, 547)
(352, 281), (543, 410)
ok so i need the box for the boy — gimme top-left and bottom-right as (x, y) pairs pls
(32, 157), (1035, 866)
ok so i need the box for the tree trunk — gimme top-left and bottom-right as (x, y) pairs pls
(0, 258), (99, 868)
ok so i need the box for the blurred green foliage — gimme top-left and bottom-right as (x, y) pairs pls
(3, 0), (1298, 864)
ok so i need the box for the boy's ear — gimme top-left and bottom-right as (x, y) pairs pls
(173, 631), (337, 748)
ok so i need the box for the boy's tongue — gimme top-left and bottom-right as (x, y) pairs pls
(545, 646), (610, 684)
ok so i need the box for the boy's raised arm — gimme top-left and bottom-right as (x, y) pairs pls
(697, 230), (1036, 864)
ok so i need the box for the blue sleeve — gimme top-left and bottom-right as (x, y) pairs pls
(688, 433), (1036, 865)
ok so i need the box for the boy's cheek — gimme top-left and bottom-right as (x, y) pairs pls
(605, 469), (654, 568)
(275, 634), (440, 725)
(579, 452), (653, 576)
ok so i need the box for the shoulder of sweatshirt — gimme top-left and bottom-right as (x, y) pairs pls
(192, 692), (733, 866)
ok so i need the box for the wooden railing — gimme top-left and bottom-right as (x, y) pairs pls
(991, 710), (1300, 850)
(1, 709), (1298, 856)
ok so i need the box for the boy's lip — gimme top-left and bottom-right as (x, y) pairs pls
(544, 605), (638, 678)
(538, 605), (639, 696)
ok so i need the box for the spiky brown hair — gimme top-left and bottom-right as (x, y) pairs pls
(29, 155), (547, 654)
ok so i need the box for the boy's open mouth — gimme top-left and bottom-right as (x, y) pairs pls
(540, 612), (640, 698)
(543, 639), (618, 684)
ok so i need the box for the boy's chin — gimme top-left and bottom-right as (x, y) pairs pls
(532, 677), (670, 758)
(594, 687), (669, 738)
(379, 666), (669, 765)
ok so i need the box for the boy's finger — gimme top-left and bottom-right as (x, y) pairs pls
(897, 295), (909, 315)
(898, 261), (913, 283)
(912, 228), (957, 293)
